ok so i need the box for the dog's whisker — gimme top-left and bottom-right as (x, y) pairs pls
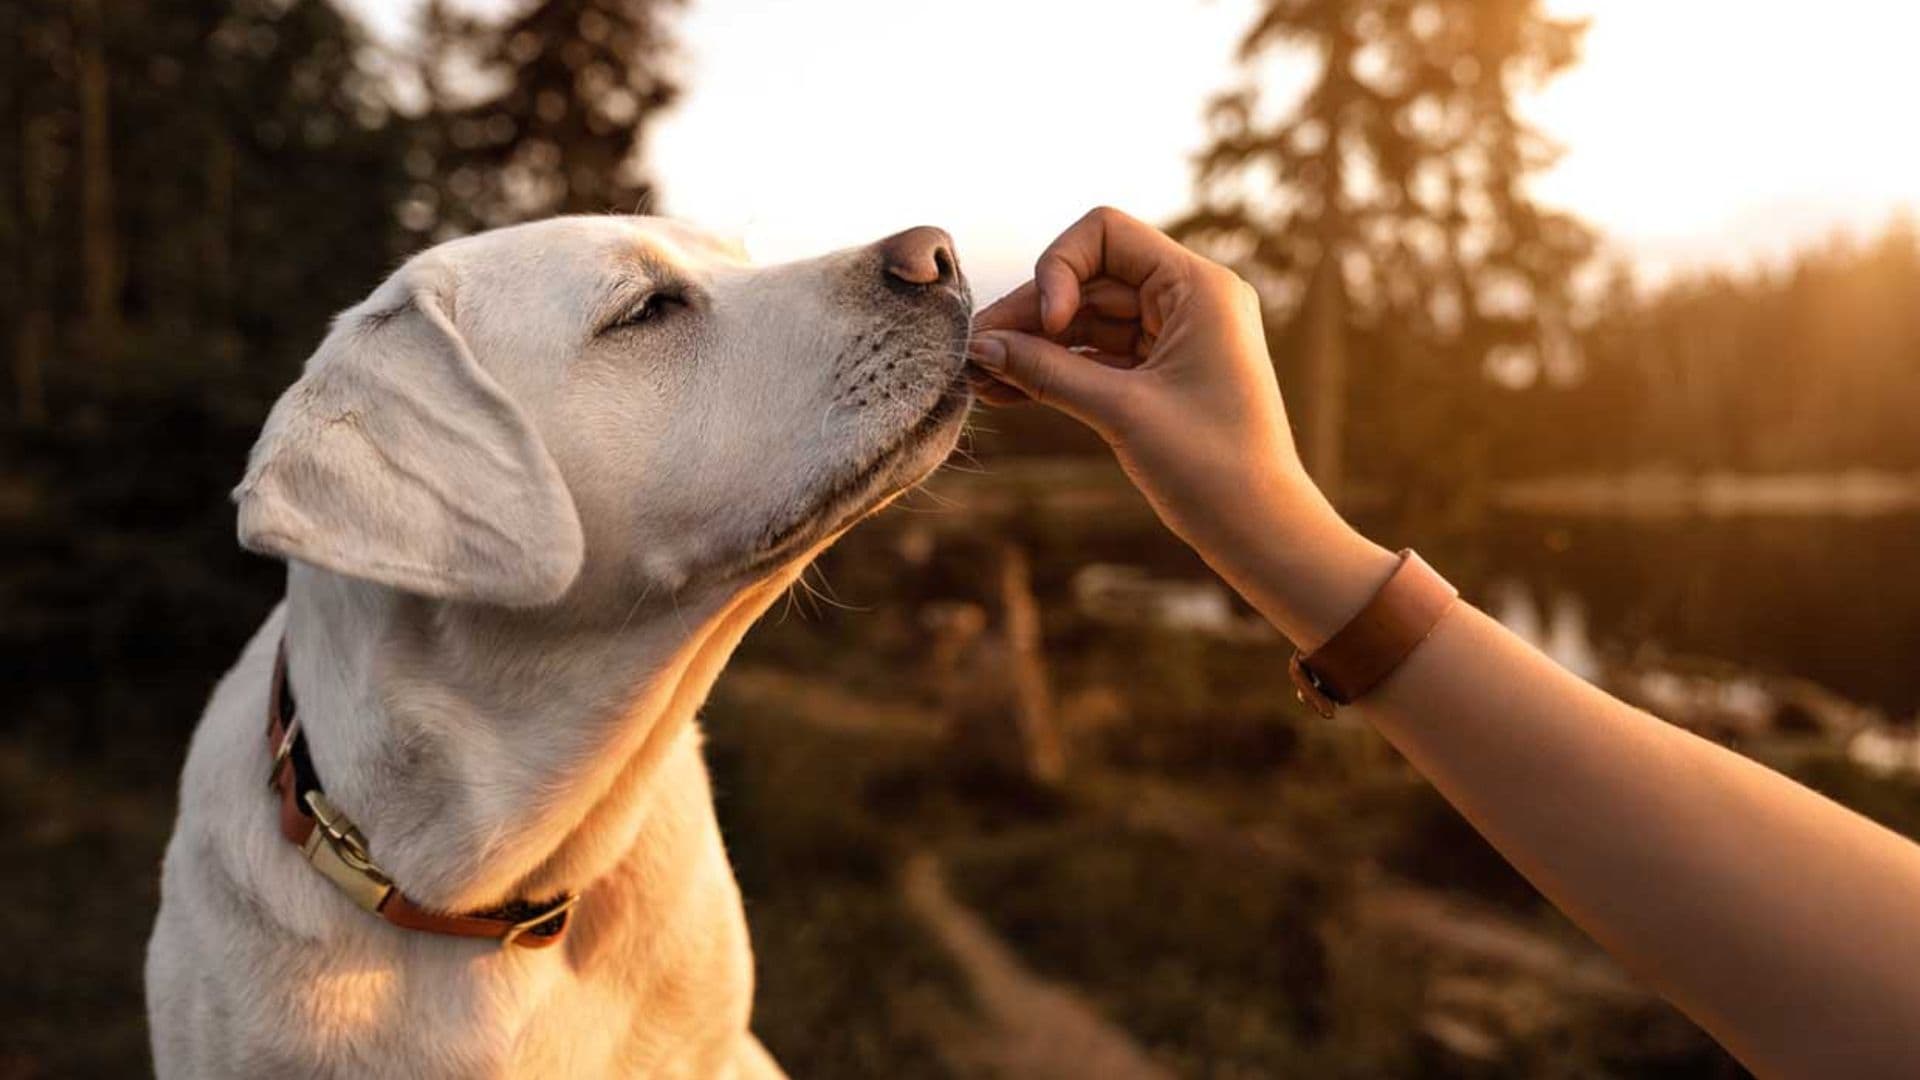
(937, 456), (987, 476)
(616, 578), (658, 635)
(903, 482), (959, 509)
(796, 562), (868, 613)
(805, 561), (845, 602)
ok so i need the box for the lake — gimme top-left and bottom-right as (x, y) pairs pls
(925, 466), (1920, 722)
(1452, 512), (1920, 721)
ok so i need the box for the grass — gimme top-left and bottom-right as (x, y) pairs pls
(945, 821), (1347, 1076)
(1, 736), (173, 1079)
(703, 674), (977, 1079)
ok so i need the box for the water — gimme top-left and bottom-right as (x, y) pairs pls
(994, 491), (1920, 720)
(1415, 513), (1920, 720)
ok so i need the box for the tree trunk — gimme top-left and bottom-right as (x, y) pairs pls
(13, 107), (53, 425)
(1301, 256), (1348, 505)
(204, 127), (239, 370)
(74, 0), (119, 375)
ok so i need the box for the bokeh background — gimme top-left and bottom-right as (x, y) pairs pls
(6, 1), (1919, 1076)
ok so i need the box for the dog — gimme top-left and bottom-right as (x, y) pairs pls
(144, 215), (973, 1078)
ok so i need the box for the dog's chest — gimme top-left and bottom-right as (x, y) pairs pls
(266, 870), (756, 1079)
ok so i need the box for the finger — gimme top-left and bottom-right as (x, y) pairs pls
(1060, 311), (1147, 359)
(1035, 206), (1192, 334)
(973, 280), (1041, 333)
(967, 370), (1029, 406)
(967, 329), (1126, 428)
(967, 350), (1135, 410)
(966, 348), (1132, 408)
(1079, 277), (1142, 321)
(975, 276), (1139, 334)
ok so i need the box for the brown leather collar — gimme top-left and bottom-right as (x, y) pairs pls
(1289, 550), (1457, 718)
(267, 637), (578, 949)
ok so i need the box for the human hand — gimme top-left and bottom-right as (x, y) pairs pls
(969, 209), (1322, 555)
(968, 208), (1394, 646)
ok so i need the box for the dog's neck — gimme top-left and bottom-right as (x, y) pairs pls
(279, 560), (802, 913)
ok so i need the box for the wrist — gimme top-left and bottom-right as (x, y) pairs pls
(1204, 472), (1399, 651)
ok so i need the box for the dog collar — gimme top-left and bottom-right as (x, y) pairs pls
(266, 637), (579, 949)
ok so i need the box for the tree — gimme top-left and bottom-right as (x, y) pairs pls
(1175, 0), (1594, 506)
(0, 0), (61, 425)
(414, 0), (683, 233)
(72, 0), (119, 374)
(0, 0), (418, 715)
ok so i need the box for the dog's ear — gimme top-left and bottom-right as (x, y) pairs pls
(233, 269), (585, 607)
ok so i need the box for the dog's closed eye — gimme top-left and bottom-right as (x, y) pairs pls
(601, 290), (689, 336)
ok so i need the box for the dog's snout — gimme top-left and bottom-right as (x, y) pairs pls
(878, 226), (958, 289)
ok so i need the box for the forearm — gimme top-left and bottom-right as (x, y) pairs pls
(972, 203), (1920, 1072)
(1226, 499), (1920, 1077)
(1367, 605), (1920, 1076)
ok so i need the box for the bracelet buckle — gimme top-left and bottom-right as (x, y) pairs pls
(1289, 653), (1339, 719)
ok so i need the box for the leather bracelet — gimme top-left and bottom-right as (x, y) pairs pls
(1289, 550), (1457, 718)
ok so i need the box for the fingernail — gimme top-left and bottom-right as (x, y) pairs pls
(1038, 291), (1055, 329)
(968, 335), (1006, 372)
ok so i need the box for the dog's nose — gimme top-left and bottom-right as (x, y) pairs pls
(878, 226), (959, 288)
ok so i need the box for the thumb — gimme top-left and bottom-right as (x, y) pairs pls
(968, 329), (1126, 430)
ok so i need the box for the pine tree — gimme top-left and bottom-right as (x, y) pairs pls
(417, 0), (683, 233)
(73, 0), (119, 375)
(0, 0), (60, 424)
(1176, 0), (1594, 505)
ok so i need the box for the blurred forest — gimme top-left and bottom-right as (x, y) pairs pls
(4, 0), (1917, 1077)
(2, 1), (686, 1069)
(1175, 0), (1595, 507)
(1496, 222), (1920, 476)
(1, 0), (681, 763)
(1169, 0), (1920, 510)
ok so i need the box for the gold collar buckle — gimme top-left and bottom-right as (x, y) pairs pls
(301, 790), (396, 913)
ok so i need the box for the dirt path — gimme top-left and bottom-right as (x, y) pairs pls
(901, 852), (1173, 1080)
(726, 669), (1167, 1077)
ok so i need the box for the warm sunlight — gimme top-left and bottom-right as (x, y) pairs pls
(344, 0), (1920, 288)
(20, 2), (1920, 1075)
(1529, 0), (1920, 276)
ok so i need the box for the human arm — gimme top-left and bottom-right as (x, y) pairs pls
(968, 207), (1920, 1078)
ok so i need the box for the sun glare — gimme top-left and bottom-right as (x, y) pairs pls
(1529, 0), (1920, 275)
(347, 0), (1920, 286)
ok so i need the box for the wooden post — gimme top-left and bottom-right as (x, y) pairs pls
(1301, 256), (1347, 505)
(998, 541), (1066, 786)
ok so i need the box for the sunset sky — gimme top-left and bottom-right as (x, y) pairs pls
(347, 0), (1920, 299)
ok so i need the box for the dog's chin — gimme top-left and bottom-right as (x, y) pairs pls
(730, 376), (972, 582)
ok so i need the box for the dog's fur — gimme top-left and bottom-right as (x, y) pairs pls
(144, 216), (971, 1078)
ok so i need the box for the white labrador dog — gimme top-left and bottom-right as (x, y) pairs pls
(145, 215), (973, 1078)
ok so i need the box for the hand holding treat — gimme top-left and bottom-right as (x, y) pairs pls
(969, 206), (1395, 648)
(968, 207), (1920, 1079)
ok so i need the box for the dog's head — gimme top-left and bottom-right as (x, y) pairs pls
(233, 215), (972, 608)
